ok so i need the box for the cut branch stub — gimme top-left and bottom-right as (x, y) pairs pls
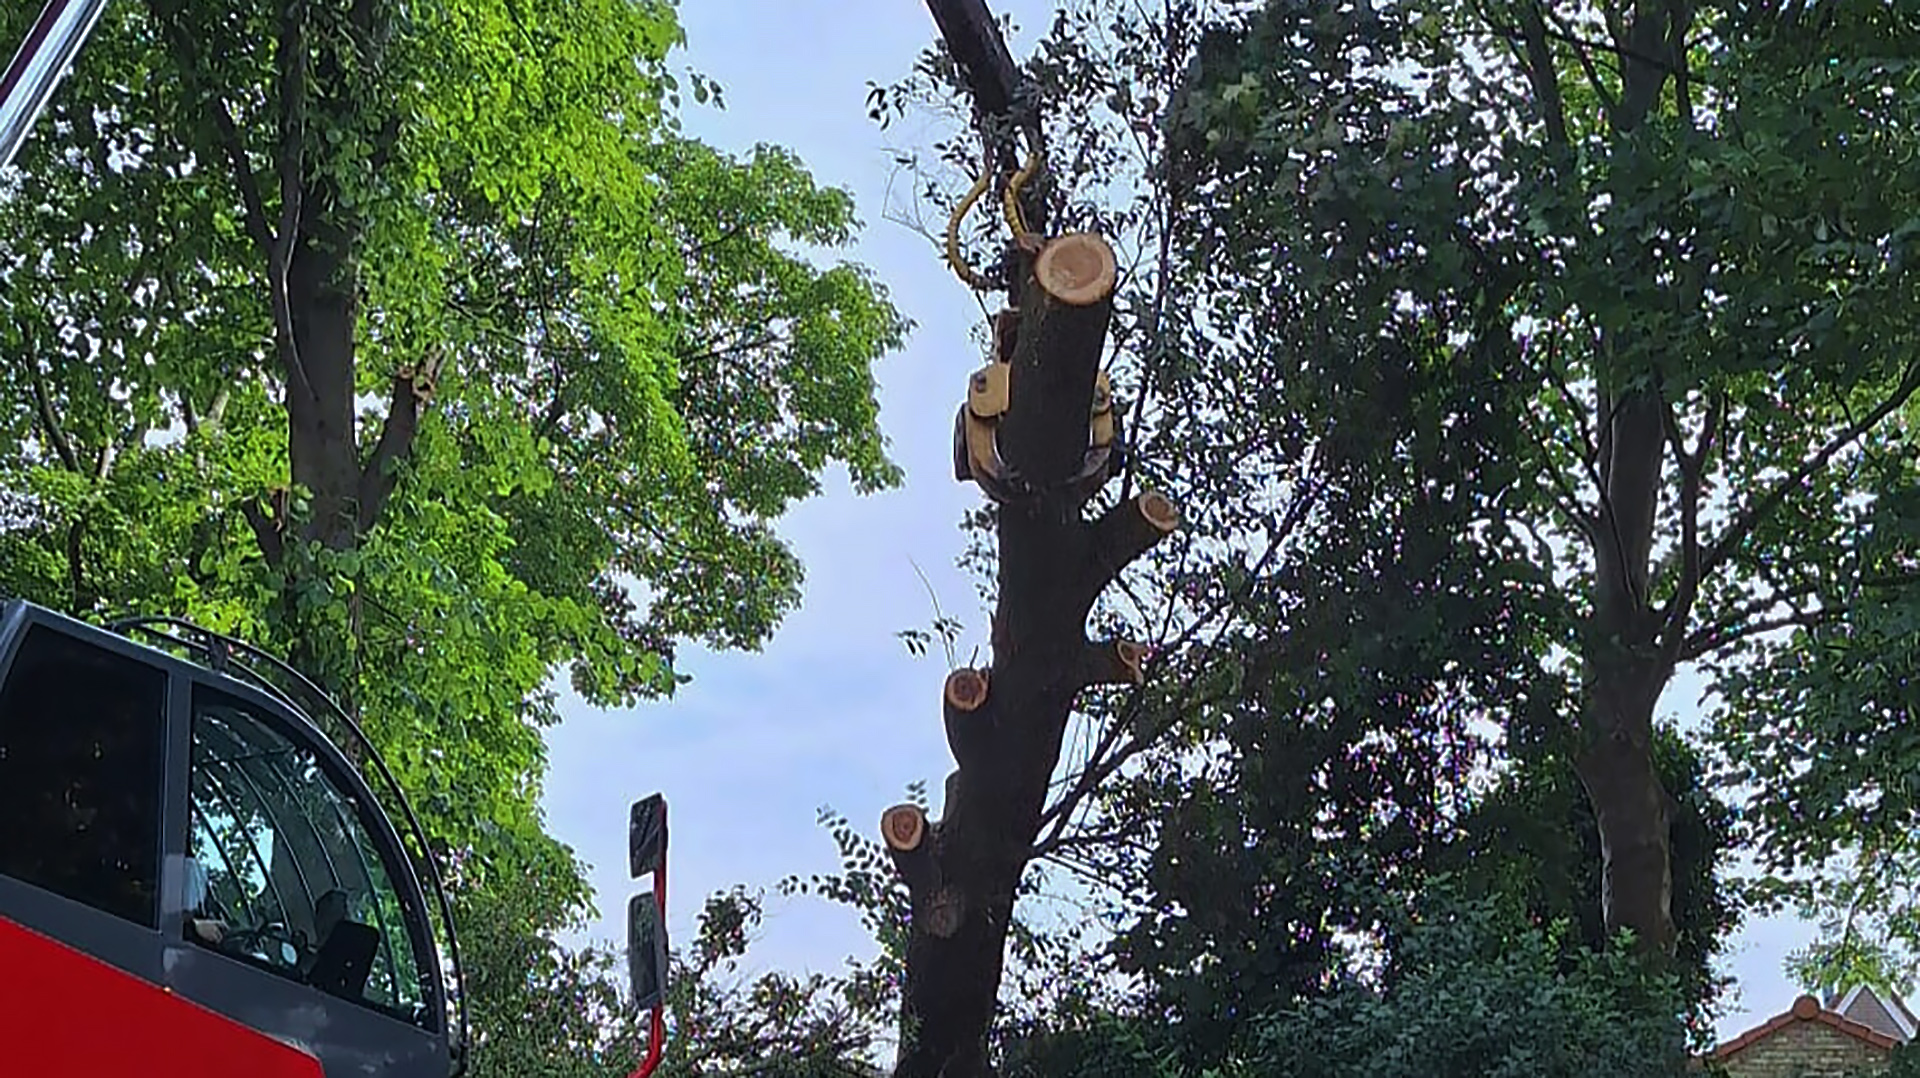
(944, 668), (990, 712)
(882, 803), (929, 853)
(942, 668), (993, 773)
(880, 805), (938, 900)
(1080, 639), (1151, 687)
(1139, 490), (1179, 532)
(1034, 232), (1117, 307)
(1083, 489), (1180, 605)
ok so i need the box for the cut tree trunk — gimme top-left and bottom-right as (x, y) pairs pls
(886, 231), (1174, 1078)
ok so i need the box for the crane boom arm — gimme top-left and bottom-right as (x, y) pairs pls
(0, 0), (112, 171)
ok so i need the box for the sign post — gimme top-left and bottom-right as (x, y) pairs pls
(625, 793), (669, 1078)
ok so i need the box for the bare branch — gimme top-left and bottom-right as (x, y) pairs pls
(1035, 502), (1307, 853)
(687, 220), (751, 259)
(150, 0), (315, 403)
(1030, 828), (1136, 862)
(1477, 10), (1688, 86)
(153, 18), (265, 244)
(1117, 169), (1182, 511)
(268, 0), (311, 401)
(1078, 490), (1180, 606)
(1656, 388), (1709, 659)
(676, 333), (785, 371)
(204, 101), (274, 254)
(1536, 331), (1598, 470)
(1542, 3), (1620, 116)
(1518, 408), (1596, 541)
(1517, 2), (1570, 147)
(1055, 477), (1318, 835)
(1680, 607), (1840, 661)
(1683, 569), (1920, 661)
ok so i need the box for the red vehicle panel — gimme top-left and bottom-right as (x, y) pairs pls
(0, 915), (324, 1078)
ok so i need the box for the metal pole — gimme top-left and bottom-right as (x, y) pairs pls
(0, 0), (113, 171)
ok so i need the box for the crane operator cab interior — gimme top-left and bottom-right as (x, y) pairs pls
(0, 599), (462, 1077)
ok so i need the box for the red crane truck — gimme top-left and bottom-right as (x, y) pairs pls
(0, 601), (673, 1077)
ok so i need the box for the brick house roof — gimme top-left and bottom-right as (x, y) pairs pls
(1713, 993), (1903, 1062)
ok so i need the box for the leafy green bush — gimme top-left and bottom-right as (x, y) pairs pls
(1001, 889), (1689, 1078)
(1241, 893), (1688, 1078)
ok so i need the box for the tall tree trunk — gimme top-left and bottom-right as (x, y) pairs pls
(249, 0), (424, 706)
(281, 196), (365, 703)
(886, 17), (1177, 1074)
(1577, 643), (1677, 956)
(883, 230), (1175, 1077)
(1530, 0), (1696, 964)
(1579, 386), (1677, 957)
(286, 212), (361, 555)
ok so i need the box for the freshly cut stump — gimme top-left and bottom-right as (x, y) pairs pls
(1034, 233), (1118, 306)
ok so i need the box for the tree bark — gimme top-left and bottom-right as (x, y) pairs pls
(1579, 384), (1677, 958)
(996, 234), (1116, 490)
(1577, 670), (1676, 955)
(1577, 528), (1677, 960)
(285, 209), (361, 554)
(887, 230), (1167, 1077)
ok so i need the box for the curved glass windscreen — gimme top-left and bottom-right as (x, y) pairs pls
(184, 689), (432, 1028)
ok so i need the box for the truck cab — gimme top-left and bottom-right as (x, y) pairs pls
(0, 598), (460, 1076)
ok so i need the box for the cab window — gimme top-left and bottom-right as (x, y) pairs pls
(0, 625), (165, 928)
(184, 687), (428, 1025)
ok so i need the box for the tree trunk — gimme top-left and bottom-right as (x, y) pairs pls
(1579, 386), (1678, 958)
(1575, 651), (1677, 956)
(286, 212), (361, 554)
(886, 231), (1173, 1077)
(264, 0), (419, 706)
(1503, 0), (1698, 968)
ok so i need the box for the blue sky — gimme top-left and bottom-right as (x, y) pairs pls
(538, 0), (1816, 1045)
